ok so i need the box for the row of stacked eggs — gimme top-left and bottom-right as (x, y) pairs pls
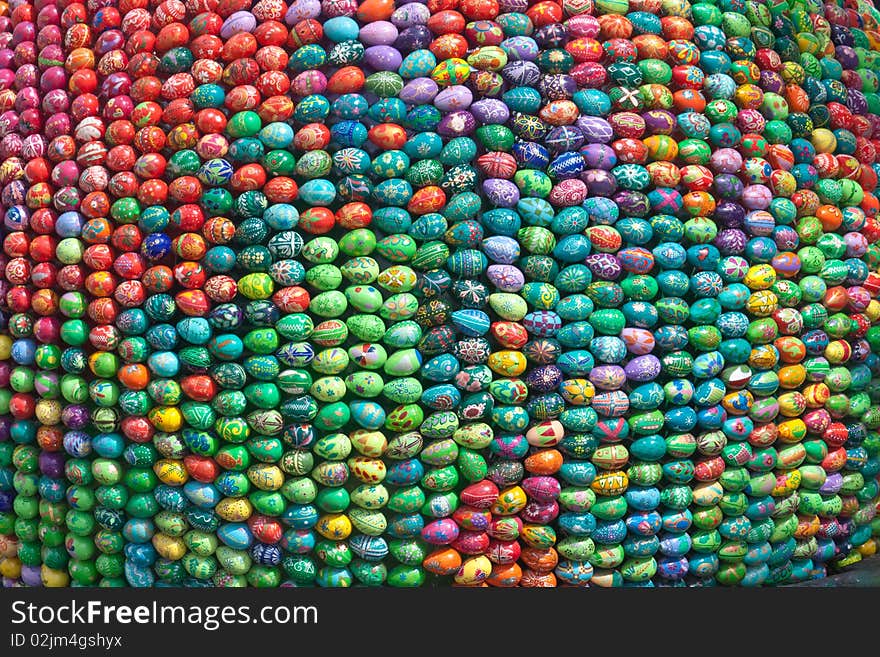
(1, 0), (880, 586)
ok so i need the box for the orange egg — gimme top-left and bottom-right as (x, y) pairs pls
(524, 449), (563, 475)
(486, 562), (522, 588)
(423, 548), (462, 575)
(520, 569), (557, 587)
(118, 363), (149, 390)
(519, 546), (558, 572)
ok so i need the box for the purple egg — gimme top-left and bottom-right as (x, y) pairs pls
(819, 472), (843, 495)
(364, 45), (403, 71)
(500, 36), (539, 61)
(399, 77), (438, 104)
(525, 365), (563, 392)
(642, 109), (676, 134)
(40, 451), (65, 478)
(471, 98), (509, 125)
(21, 566), (43, 587)
(715, 200), (745, 227)
(581, 144), (616, 169)
(624, 355), (661, 382)
(437, 110), (476, 137)
(714, 173), (744, 199)
(285, 0), (321, 23)
(433, 85), (473, 111)
(836, 45), (858, 69)
(391, 2), (431, 27)
(486, 264), (525, 291)
(589, 365), (626, 391)
(581, 168), (617, 196)
(221, 11), (256, 38)
(360, 21), (399, 46)
(614, 190), (650, 216)
(714, 229), (746, 255)
(576, 116), (613, 144)
(759, 70), (784, 94)
(848, 88), (868, 115)
(482, 179), (520, 208)
(395, 25), (432, 52)
(482, 236), (520, 264)
(501, 60), (540, 86)
(585, 253), (621, 280)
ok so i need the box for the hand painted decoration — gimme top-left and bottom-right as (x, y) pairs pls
(1, 0), (880, 588)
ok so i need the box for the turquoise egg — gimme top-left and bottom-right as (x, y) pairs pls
(404, 132), (443, 159)
(409, 213), (448, 241)
(299, 179), (337, 205)
(421, 354), (460, 382)
(399, 50), (437, 78)
(491, 406), (530, 432)
(590, 336), (627, 363)
(176, 318), (211, 345)
(556, 350), (595, 375)
(349, 401), (386, 430)
(323, 16), (359, 42)
(560, 407), (598, 432)
(421, 385), (461, 410)
(629, 383), (664, 410)
(147, 351), (179, 377)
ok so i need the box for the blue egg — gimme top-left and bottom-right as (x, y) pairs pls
(176, 317), (211, 345)
(299, 179), (337, 206)
(653, 242), (686, 268)
(92, 432), (124, 458)
(324, 16), (360, 42)
(626, 510), (662, 536)
(11, 339), (36, 365)
(217, 523), (253, 550)
(623, 535), (659, 557)
(141, 232), (172, 260)
(55, 211), (84, 237)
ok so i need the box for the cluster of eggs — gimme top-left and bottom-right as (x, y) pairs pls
(2, 0), (880, 587)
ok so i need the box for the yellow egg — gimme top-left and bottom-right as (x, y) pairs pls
(0, 556), (21, 578)
(454, 555), (492, 585)
(560, 379), (596, 405)
(41, 565), (70, 587)
(148, 405), (183, 432)
(316, 513), (352, 540)
(691, 481), (723, 507)
(154, 459), (189, 485)
(748, 345), (779, 369)
(743, 264), (776, 290)
(153, 533), (187, 560)
(803, 383), (830, 406)
(591, 470), (629, 496)
(745, 290), (778, 316)
(35, 399), (62, 425)
(865, 300), (880, 321)
(0, 335), (11, 359)
(777, 365), (806, 389)
(347, 456), (386, 483)
(487, 350), (527, 376)
(350, 430), (387, 457)
(772, 470), (801, 496)
(857, 539), (878, 557)
(777, 419), (807, 443)
(216, 497), (253, 522)
(491, 486), (528, 515)
(810, 128), (837, 154)
(247, 464), (284, 491)
(777, 391), (807, 417)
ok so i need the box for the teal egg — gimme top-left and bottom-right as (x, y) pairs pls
(399, 50), (437, 78)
